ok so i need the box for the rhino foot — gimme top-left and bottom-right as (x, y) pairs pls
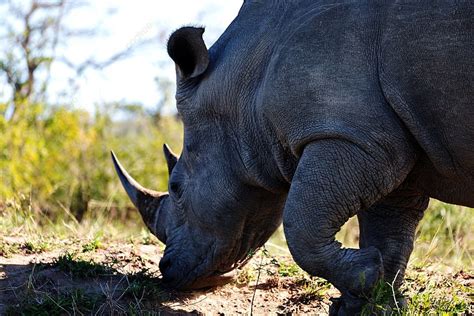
(329, 282), (408, 316)
(327, 247), (384, 315)
(329, 294), (367, 316)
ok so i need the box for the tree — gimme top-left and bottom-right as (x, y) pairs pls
(0, 0), (158, 221)
(0, 0), (152, 121)
(0, 0), (65, 119)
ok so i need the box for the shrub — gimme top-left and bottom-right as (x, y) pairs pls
(0, 102), (183, 222)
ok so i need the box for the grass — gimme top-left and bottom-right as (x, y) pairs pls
(24, 240), (50, 254)
(0, 242), (21, 258)
(53, 252), (114, 278)
(277, 261), (303, 278)
(359, 268), (473, 315)
(124, 269), (167, 300)
(411, 200), (473, 270)
(404, 269), (472, 314)
(82, 236), (103, 252)
(6, 289), (101, 316)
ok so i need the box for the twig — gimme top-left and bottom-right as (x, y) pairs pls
(249, 249), (265, 316)
(125, 275), (145, 313)
(171, 295), (208, 309)
(389, 269), (401, 315)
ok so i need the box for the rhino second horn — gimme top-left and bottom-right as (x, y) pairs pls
(110, 151), (166, 232)
(163, 143), (178, 175)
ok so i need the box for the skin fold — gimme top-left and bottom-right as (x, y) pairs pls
(113, 1), (473, 314)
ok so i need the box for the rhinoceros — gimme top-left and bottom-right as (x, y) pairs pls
(112, 1), (473, 314)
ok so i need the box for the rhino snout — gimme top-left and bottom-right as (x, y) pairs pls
(160, 255), (235, 290)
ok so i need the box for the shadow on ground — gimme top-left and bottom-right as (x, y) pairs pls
(0, 260), (203, 315)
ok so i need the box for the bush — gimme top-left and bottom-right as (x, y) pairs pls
(0, 102), (182, 222)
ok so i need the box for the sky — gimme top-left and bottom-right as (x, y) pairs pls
(46, 0), (242, 114)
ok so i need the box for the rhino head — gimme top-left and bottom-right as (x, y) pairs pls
(112, 26), (288, 289)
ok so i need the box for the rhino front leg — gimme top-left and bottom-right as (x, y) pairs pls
(283, 139), (415, 315)
(357, 188), (428, 294)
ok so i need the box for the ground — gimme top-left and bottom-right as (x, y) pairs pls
(1, 236), (472, 315)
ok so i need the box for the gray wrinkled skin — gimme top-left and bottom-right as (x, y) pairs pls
(113, 1), (473, 314)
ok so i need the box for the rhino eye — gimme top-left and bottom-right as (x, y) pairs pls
(169, 181), (183, 199)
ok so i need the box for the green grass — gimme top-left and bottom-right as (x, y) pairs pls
(277, 261), (304, 278)
(6, 289), (101, 316)
(404, 269), (472, 315)
(82, 236), (103, 252)
(53, 252), (114, 278)
(24, 240), (50, 254)
(360, 268), (473, 315)
(124, 269), (168, 300)
(0, 242), (21, 257)
(411, 200), (473, 270)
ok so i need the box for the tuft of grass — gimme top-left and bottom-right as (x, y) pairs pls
(409, 291), (469, 314)
(24, 240), (50, 254)
(124, 269), (167, 300)
(301, 278), (332, 297)
(82, 236), (102, 252)
(0, 241), (21, 257)
(53, 252), (113, 278)
(360, 268), (473, 315)
(360, 279), (403, 316)
(277, 261), (305, 278)
(235, 267), (256, 286)
(403, 269), (472, 315)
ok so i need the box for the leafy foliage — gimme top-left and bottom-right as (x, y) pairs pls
(0, 102), (182, 223)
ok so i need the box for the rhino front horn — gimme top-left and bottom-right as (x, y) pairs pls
(163, 144), (178, 175)
(111, 151), (168, 239)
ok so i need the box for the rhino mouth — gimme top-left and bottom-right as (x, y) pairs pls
(160, 257), (235, 290)
(159, 238), (255, 290)
(182, 270), (237, 290)
(165, 262), (247, 290)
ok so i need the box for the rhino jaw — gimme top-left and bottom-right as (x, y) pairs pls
(111, 151), (169, 242)
(182, 271), (236, 290)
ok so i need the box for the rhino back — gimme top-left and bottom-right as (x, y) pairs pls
(255, 2), (416, 172)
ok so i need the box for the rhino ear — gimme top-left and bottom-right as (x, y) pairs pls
(167, 27), (209, 80)
(163, 143), (178, 175)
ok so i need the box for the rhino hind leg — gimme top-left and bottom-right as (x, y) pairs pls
(358, 189), (428, 285)
(357, 189), (428, 308)
(282, 139), (416, 315)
